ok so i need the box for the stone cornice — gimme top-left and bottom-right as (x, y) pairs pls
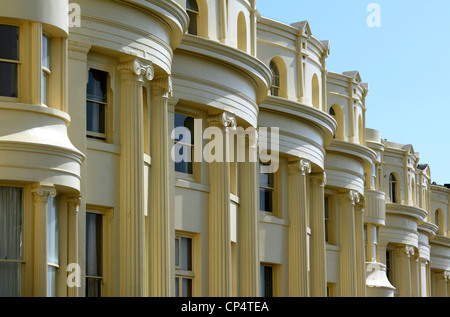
(326, 139), (377, 166)
(177, 35), (272, 104)
(418, 221), (438, 239)
(430, 235), (450, 248)
(260, 96), (336, 147)
(385, 203), (427, 223)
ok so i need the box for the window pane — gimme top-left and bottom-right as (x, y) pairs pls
(0, 262), (22, 297)
(175, 277), (180, 297)
(86, 213), (102, 277)
(260, 265), (273, 297)
(260, 188), (273, 212)
(187, 11), (198, 35)
(174, 113), (195, 144)
(0, 186), (23, 297)
(42, 71), (49, 105)
(86, 102), (106, 134)
(175, 238), (179, 267)
(0, 62), (17, 97)
(87, 69), (107, 103)
(47, 266), (57, 297)
(182, 278), (192, 297)
(181, 237), (192, 271)
(259, 169), (273, 188)
(0, 187), (23, 260)
(42, 34), (50, 70)
(47, 195), (59, 265)
(86, 278), (101, 297)
(0, 25), (19, 60)
(186, 0), (199, 11)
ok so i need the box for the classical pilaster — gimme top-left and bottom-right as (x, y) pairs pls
(355, 198), (366, 297)
(67, 197), (81, 297)
(339, 190), (359, 297)
(207, 112), (236, 297)
(288, 158), (311, 297)
(149, 76), (173, 297)
(238, 129), (260, 297)
(117, 58), (153, 296)
(310, 172), (327, 297)
(32, 184), (57, 297)
(397, 245), (414, 297)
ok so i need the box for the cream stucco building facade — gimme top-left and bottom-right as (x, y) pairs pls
(0, 0), (449, 298)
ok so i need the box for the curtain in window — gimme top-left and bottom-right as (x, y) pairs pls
(47, 195), (59, 296)
(86, 213), (102, 297)
(0, 186), (23, 297)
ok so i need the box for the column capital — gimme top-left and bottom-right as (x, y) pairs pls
(310, 171), (326, 186)
(339, 190), (360, 205)
(68, 40), (92, 62)
(151, 76), (173, 97)
(288, 158), (311, 175)
(444, 271), (450, 281)
(32, 183), (57, 201)
(118, 57), (154, 82)
(397, 245), (415, 257)
(208, 111), (237, 129)
(67, 197), (81, 213)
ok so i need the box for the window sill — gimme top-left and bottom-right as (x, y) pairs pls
(259, 212), (288, 226)
(87, 139), (120, 155)
(175, 178), (209, 193)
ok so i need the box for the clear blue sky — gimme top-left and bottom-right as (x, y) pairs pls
(256, 0), (450, 185)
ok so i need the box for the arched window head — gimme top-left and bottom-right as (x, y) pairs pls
(186, 0), (199, 35)
(269, 60), (280, 97)
(329, 104), (344, 140)
(389, 173), (398, 203)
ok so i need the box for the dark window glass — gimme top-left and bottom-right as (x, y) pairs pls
(86, 69), (108, 139)
(260, 165), (274, 212)
(0, 62), (17, 97)
(269, 60), (280, 97)
(260, 265), (273, 297)
(186, 0), (199, 35)
(0, 25), (19, 98)
(0, 25), (19, 60)
(174, 113), (194, 174)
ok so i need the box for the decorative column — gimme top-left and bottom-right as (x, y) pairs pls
(117, 58), (153, 297)
(411, 255), (420, 297)
(207, 112), (236, 297)
(238, 129), (260, 297)
(355, 198), (366, 297)
(397, 245), (413, 297)
(288, 158), (311, 297)
(67, 197), (81, 297)
(32, 184), (57, 297)
(310, 172), (327, 297)
(149, 76), (173, 297)
(339, 190), (359, 297)
(436, 271), (449, 297)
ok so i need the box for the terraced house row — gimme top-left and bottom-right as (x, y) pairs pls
(0, 0), (449, 297)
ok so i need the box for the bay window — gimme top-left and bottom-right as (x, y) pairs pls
(259, 163), (274, 213)
(0, 24), (19, 98)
